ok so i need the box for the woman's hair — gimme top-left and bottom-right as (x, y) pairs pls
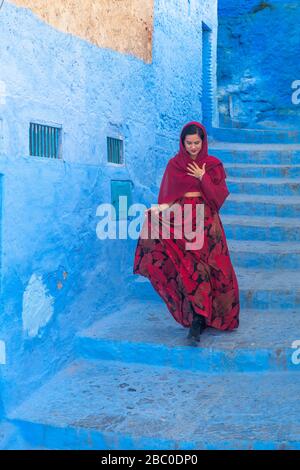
(181, 124), (204, 144)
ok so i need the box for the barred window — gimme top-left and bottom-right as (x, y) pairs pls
(29, 123), (61, 158)
(107, 136), (123, 164)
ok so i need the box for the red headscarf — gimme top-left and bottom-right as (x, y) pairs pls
(157, 121), (229, 212)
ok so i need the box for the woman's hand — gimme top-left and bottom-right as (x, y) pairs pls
(144, 205), (161, 216)
(144, 203), (170, 216)
(186, 162), (206, 180)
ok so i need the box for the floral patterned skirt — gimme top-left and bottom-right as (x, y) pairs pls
(133, 195), (240, 331)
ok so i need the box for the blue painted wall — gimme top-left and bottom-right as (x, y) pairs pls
(0, 0), (217, 414)
(217, 0), (300, 129)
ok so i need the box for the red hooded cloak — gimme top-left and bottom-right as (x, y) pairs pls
(157, 121), (229, 212)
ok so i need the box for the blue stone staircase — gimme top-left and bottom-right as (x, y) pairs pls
(212, 127), (300, 144)
(5, 129), (300, 450)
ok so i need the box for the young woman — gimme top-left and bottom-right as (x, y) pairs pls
(133, 121), (240, 342)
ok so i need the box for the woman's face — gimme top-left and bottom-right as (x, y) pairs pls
(184, 133), (203, 157)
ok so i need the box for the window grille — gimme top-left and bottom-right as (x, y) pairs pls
(29, 123), (61, 158)
(107, 136), (123, 164)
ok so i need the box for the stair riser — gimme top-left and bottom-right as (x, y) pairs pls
(11, 419), (300, 450)
(130, 283), (300, 309)
(212, 128), (300, 144)
(230, 251), (300, 270)
(221, 201), (300, 218)
(228, 182), (300, 196)
(225, 167), (300, 179)
(213, 151), (300, 164)
(240, 290), (300, 310)
(224, 224), (300, 242)
(75, 337), (298, 375)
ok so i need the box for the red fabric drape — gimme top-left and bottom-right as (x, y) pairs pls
(133, 196), (240, 331)
(200, 165), (229, 212)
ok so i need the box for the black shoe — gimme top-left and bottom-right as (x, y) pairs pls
(187, 313), (206, 342)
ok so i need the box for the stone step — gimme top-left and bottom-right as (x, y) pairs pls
(74, 301), (300, 374)
(221, 194), (300, 218)
(8, 358), (300, 449)
(228, 240), (300, 270)
(227, 177), (300, 196)
(209, 144), (300, 164)
(130, 267), (300, 310)
(236, 267), (300, 309)
(0, 422), (34, 450)
(225, 164), (300, 179)
(222, 214), (300, 242)
(211, 127), (300, 144)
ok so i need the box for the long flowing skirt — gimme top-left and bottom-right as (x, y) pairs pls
(133, 195), (240, 330)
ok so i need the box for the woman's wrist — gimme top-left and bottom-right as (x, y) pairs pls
(158, 203), (169, 211)
(198, 172), (207, 181)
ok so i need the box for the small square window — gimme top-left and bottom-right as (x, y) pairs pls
(29, 122), (61, 158)
(107, 136), (123, 164)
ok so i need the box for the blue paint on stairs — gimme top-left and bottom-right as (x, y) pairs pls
(6, 136), (300, 449)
